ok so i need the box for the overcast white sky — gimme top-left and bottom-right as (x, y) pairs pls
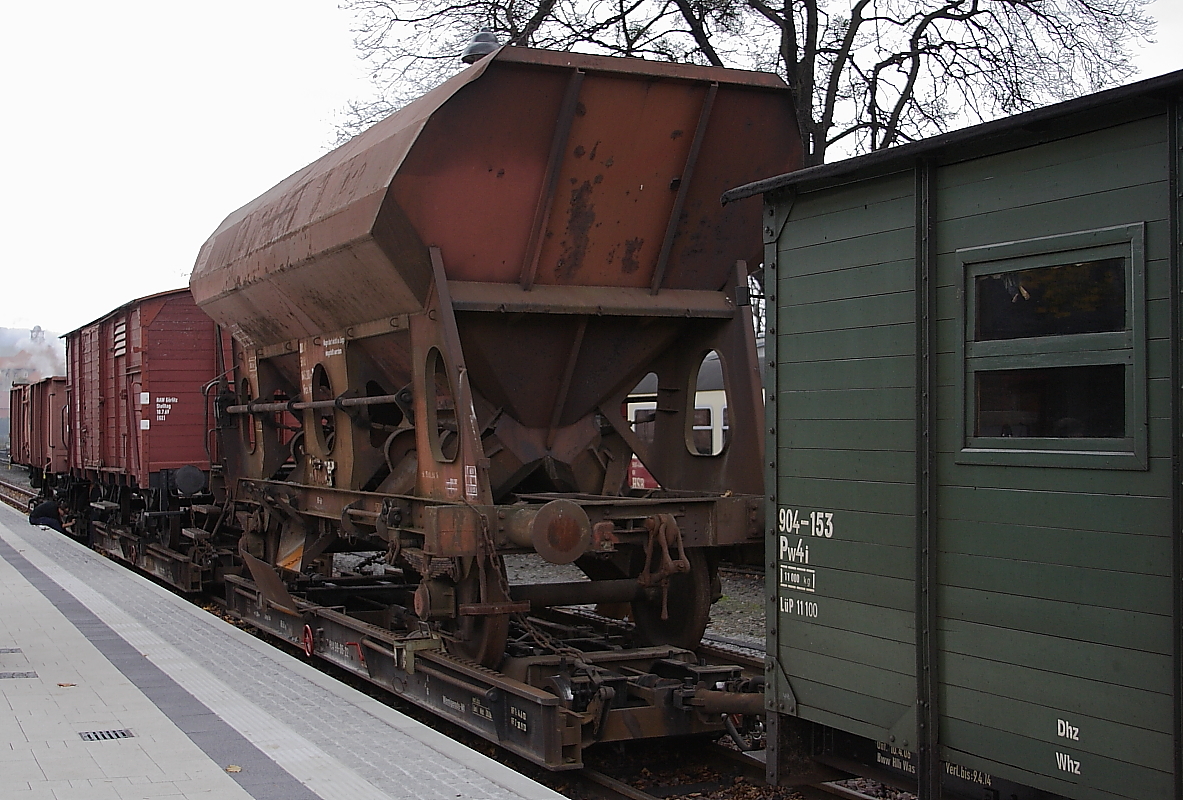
(2, 1), (1181, 335)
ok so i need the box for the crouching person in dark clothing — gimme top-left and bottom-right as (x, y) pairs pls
(29, 499), (67, 533)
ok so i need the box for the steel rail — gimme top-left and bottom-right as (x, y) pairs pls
(0, 477), (35, 512)
(798, 783), (886, 800)
(580, 768), (663, 800)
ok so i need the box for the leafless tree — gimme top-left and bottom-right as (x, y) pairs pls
(338, 0), (1153, 164)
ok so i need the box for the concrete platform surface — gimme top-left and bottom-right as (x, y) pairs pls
(0, 502), (565, 800)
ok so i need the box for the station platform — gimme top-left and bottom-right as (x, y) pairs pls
(0, 502), (565, 800)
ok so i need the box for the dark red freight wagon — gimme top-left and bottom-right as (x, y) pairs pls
(61, 288), (231, 589)
(66, 288), (215, 484)
(9, 382), (27, 464)
(9, 376), (68, 484)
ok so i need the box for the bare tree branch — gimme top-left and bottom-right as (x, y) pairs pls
(337, 0), (1156, 163)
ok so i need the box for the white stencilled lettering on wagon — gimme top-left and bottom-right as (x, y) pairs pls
(155, 396), (178, 422)
(780, 597), (818, 617)
(1057, 719), (1080, 741)
(472, 697), (494, 722)
(778, 507), (834, 537)
(945, 762), (992, 787)
(873, 743), (917, 776)
(1055, 752), (1081, 775)
(779, 536), (809, 564)
(778, 565), (815, 593)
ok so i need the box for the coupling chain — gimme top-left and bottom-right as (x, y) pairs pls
(474, 507), (590, 667)
(518, 612), (588, 666)
(476, 509), (514, 604)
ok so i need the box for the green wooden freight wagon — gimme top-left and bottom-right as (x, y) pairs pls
(725, 70), (1183, 800)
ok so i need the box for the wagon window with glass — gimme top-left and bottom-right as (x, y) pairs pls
(958, 224), (1146, 469)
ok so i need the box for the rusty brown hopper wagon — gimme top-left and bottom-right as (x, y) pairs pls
(192, 47), (800, 671)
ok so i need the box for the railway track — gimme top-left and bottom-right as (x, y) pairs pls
(0, 476), (35, 511)
(571, 748), (886, 800)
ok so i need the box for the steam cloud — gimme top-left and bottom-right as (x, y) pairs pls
(1, 327), (68, 446)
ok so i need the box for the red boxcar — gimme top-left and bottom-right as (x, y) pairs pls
(8, 382), (27, 464)
(65, 288), (217, 487)
(9, 376), (68, 480)
(59, 288), (230, 590)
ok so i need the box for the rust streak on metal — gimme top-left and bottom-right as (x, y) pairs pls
(521, 69), (585, 290)
(448, 282), (735, 317)
(457, 601), (531, 615)
(651, 82), (718, 295)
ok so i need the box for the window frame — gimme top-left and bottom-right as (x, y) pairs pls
(691, 405), (715, 455)
(956, 223), (1147, 470)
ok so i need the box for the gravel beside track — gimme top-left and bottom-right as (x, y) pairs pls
(501, 555), (767, 646)
(2, 460), (35, 492)
(0, 470), (36, 511)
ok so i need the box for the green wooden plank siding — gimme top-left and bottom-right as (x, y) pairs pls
(935, 120), (1167, 213)
(777, 474), (914, 516)
(938, 621), (1172, 696)
(784, 619), (915, 675)
(940, 684), (1171, 771)
(934, 115), (1170, 795)
(769, 505), (914, 548)
(940, 718), (1173, 800)
(778, 354), (913, 390)
(778, 387), (914, 420)
(779, 322), (914, 362)
(938, 520), (1171, 576)
(776, 552), (914, 609)
(779, 261), (916, 307)
(771, 107), (1178, 800)
(783, 594), (917, 643)
(780, 293), (916, 337)
(922, 117), (1173, 795)
(779, 418), (915, 451)
(779, 447), (913, 483)
(939, 649), (1172, 731)
(934, 485), (1171, 538)
(939, 553), (1172, 616)
(773, 171), (919, 745)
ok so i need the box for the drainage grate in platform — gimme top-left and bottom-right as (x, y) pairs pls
(79, 729), (134, 742)
(0, 648), (22, 654)
(0, 672), (37, 679)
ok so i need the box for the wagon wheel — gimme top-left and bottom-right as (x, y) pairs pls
(577, 547), (714, 651)
(630, 547), (713, 651)
(443, 556), (511, 669)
